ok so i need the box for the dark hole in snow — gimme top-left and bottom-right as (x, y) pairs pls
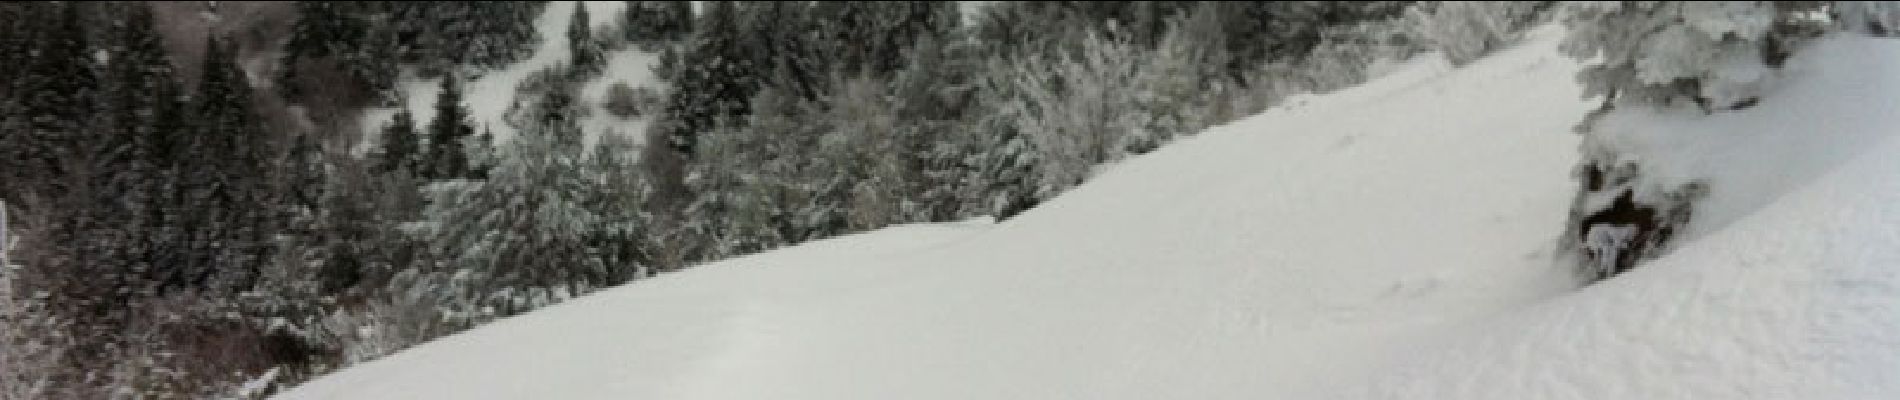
(1573, 163), (1704, 283)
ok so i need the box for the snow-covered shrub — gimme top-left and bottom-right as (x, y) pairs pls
(1405, 1), (1540, 65)
(1128, 3), (1233, 152)
(603, 82), (642, 119)
(681, 97), (798, 258)
(1555, 2), (1846, 283)
(1238, 12), (1422, 113)
(1560, 2), (1829, 111)
(317, 290), (449, 365)
(992, 30), (1147, 193)
(824, 78), (906, 232)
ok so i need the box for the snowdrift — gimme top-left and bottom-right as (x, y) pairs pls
(279, 26), (1900, 400)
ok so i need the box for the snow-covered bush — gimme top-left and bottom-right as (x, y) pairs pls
(1560, 2), (1828, 111)
(1566, 161), (1707, 281)
(992, 30), (1147, 194)
(1128, 3), (1233, 152)
(317, 290), (448, 365)
(1238, 11), (1423, 113)
(603, 82), (642, 119)
(988, 23), (1232, 198)
(413, 84), (653, 322)
(1405, 1), (1540, 65)
(1556, 2), (1844, 283)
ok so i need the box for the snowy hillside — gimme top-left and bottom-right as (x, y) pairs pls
(360, 1), (657, 154)
(278, 25), (1900, 400)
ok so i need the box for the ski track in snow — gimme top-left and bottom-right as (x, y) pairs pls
(279, 25), (1900, 400)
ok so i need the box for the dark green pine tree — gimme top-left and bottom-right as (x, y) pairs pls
(279, 1), (370, 99)
(425, 74), (476, 179)
(736, 1), (820, 102)
(104, 1), (184, 198)
(622, 0), (658, 42)
(658, 0), (751, 157)
(384, 2), (445, 67)
(8, 1), (100, 199)
(101, 1), (187, 296)
(530, 79), (585, 150)
(624, 1), (695, 43)
(0, 2), (44, 93)
(378, 107), (423, 175)
(432, 2), (548, 69)
(0, 2), (46, 200)
(183, 35), (277, 292)
(568, 1), (607, 78)
(280, 130), (328, 235)
(472, 125), (497, 180)
(807, 2), (959, 81)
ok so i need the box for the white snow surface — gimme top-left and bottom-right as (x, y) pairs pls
(281, 27), (1900, 399)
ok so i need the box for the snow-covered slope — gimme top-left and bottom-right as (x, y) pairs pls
(1344, 34), (1900, 400)
(279, 26), (1900, 399)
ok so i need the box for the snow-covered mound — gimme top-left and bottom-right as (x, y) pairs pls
(277, 26), (1900, 400)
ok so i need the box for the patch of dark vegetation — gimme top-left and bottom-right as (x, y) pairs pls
(1567, 161), (1707, 283)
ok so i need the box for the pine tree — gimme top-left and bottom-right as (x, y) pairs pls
(183, 35), (277, 293)
(377, 108), (423, 175)
(472, 125), (498, 179)
(8, 1), (100, 199)
(101, 1), (186, 298)
(568, 1), (606, 78)
(279, 1), (372, 99)
(808, 1), (959, 80)
(658, 0), (751, 157)
(425, 75), (476, 179)
(453, 2), (549, 68)
(738, 1), (822, 102)
(891, 34), (985, 221)
(624, 1), (694, 43)
(0, 3), (45, 96)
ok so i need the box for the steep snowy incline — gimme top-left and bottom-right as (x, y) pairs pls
(1343, 34), (1900, 400)
(280, 27), (1592, 399)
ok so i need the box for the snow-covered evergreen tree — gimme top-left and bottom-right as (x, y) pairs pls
(992, 30), (1147, 196)
(657, 0), (751, 157)
(623, 0), (694, 45)
(1405, 1), (1538, 66)
(376, 107), (423, 175)
(7, 1), (98, 200)
(424, 75), (477, 180)
(1556, 1), (1845, 282)
(1560, 2), (1828, 112)
(185, 35), (281, 294)
(567, 2), (607, 79)
(415, 80), (650, 322)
